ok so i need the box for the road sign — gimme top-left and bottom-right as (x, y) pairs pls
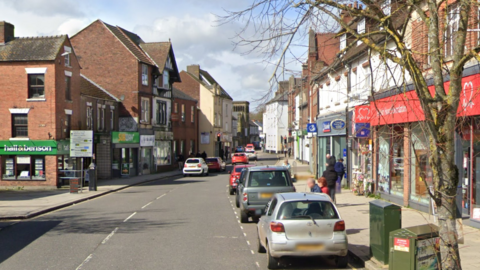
(70, 130), (93, 157)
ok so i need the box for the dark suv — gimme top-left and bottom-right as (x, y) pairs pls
(235, 166), (296, 223)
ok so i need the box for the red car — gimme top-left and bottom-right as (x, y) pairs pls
(228, 164), (255, 195)
(205, 157), (226, 172)
(232, 153), (249, 165)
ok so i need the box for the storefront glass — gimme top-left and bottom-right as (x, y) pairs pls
(378, 126), (391, 193)
(410, 124), (433, 205)
(470, 118), (480, 221)
(141, 148), (152, 174)
(155, 141), (171, 166)
(377, 125), (404, 196)
(2, 155), (46, 180)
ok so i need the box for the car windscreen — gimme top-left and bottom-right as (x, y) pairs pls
(206, 158), (217, 163)
(276, 201), (339, 220)
(246, 171), (290, 187)
(186, 159), (200, 163)
(234, 167), (244, 173)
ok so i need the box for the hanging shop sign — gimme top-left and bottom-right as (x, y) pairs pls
(354, 105), (372, 123)
(140, 135), (155, 147)
(307, 123), (318, 133)
(112, 132), (140, 144)
(355, 123), (371, 138)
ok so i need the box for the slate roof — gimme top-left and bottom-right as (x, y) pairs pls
(80, 74), (120, 101)
(140, 42), (181, 82)
(0, 35), (66, 61)
(102, 22), (155, 66)
(266, 91), (288, 104)
(172, 87), (197, 102)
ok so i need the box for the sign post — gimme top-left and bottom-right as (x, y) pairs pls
(70, 131), (94, 192)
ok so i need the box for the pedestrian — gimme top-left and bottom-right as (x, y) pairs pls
(322, 163), (338, 203)
(318, 177), (330, 195)
(201, 151), (207, 161)
(196, 152), (201, 158)
(189, 152), (195, 158)
(219, 148), (224, 160)
(325, 153), (336, 166)
(284, 148), (287, 157)
(177, 153), (184, 170)
(335, 158), (345, 193)
(307, 178), (321, 193)
(288, 147), (291, 157)
(283, 159), (292, 177)
(225, 148), (229, 161)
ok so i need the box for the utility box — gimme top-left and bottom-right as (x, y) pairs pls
(370, 200), (402, 265)
(388, 224), (440, 270)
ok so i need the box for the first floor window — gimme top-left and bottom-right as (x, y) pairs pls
(191, 105), (195, 123)
(156, 100), (167, 125)
(2, 155), (46, 180)
(65, 76), (71, 100)
(142, 64), (149, 86)
(65, 114), (71, 138)
(141, 98), (150, 123)
(12, 114), (28, 137)
(86, 106), (93, 129)
(28, 74), (45, 98)
(181, 104), (185, 122)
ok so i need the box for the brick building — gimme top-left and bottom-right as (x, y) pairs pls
(171, 87), (198, 158)
(71, 20), (181, 176)
(0, 21), (81, 188)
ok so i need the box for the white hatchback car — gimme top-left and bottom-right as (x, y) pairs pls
(257, 192), (348, 269)
(183, 158), (209, 177)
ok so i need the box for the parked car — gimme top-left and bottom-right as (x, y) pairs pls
(235, 146), (245, 153)
(206, 157), (226, 172)
(245, 144), (255, 151)
(183, 158), (209, 177)
(245, 150), (257, 161)
(232, 153), (249, 165)
(235, 166), (296, 223)
(256, 192), (348, 269)
(228, 164), (255, 195)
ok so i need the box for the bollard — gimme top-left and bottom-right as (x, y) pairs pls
(89, 163), (97, 191)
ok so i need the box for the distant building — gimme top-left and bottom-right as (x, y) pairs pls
(263, 84), (289, 154)
(232, 101), (249, 146)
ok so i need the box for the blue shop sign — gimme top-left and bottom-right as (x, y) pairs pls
(323, 121), (331, 133)
(307, 123), (317, 133)
(331, 119), (346, 130)
(355, 123), (371, 138)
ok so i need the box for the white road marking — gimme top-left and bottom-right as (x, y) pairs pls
(237, 220), (240, 223)
(76, 254), (93, 270)
(244, 233), (247, 237)
(255, 262), (260, 267)
(240, 226), (243, 230)
(141, 202), (153, 209)
(157, 194), (166, 200)
(246, 240), (250, 245)
(101, 227), (118, 244)
(123, 212), (136, 222)
(251, 250), (255, 254)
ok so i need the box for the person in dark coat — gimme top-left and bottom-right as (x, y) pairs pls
(322, 164), (338, 202)
(201, 151), (207, 160)
(334, 158), (345, 194)
(325, 154), (336, 166)
(196, 152), (201, 158)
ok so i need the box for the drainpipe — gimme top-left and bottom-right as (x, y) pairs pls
(346, 64), (352, 189)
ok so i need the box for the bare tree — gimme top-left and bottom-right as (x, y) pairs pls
(221, 0), (480, 269)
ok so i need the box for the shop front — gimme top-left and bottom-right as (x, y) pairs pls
(316, 113), (347, 176)
(0, 140), (70, 188)
(351, 105), (373, 193)
(154, 131), (173, 172)
(112, 132), (139, 177)
(140, 135), (155, 175)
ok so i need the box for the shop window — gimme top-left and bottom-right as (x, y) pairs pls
(377, 125), (404, 196)
(28, 74), (45, 99)
(410, 124), (433, 204)
(2, 156), (45, 180)
(155, 141), (172, 166)
(181, 104), (185, 122)
(12, 114), (28, 138)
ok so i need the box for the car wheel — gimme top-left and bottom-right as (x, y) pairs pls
(200, 170), (204, 177)
(235, 196), (240, 208)
(266, 241), (279, 269)
(240, 210), (249, 223)
(335, 255), (348, 268)
(229, 187), (234, 195)
(206, 170), (209, 176)
(257, 232), (266, 253)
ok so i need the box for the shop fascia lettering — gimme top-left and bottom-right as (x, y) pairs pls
(4, 145), (53, 152)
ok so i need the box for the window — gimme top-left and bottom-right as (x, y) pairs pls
(12, 114), (28, 137)
(163, 71), (170, 89)
(276, 201), (339, 220)
(86, 106), (93, 129)
(65, 114), (71, 138)
(28, 74), (45, 99)
(142, 64), (148, 86)
(190, 139), (194, 155)
(141, 98), (150, 123)
(364, 72), (371, 90)
(381, 0), (391, 16)
(2, 155), (46, 180)
(191, 105), (195, 123)
(267, 198), (278, 216)
(445, 4), (459, 57)
(97, 105), (102, 131)
(110, 108), (115, 130)
(65, 76), (71, 100)
(181, 104), (185, 122)
(174, 103), (178, 113)
(64, 46), (72, 67)
(246, 171), (290, 187)
(340, 34), (347, 50)
(156, 100), (167, 125)
(357, 18), (366, 46)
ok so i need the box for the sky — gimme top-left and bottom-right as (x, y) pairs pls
(0, 0), (303, 110)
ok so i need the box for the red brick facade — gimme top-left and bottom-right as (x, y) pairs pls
(172, 96), (198, 157)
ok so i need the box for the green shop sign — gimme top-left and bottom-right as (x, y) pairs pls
(112, 132), (140, 144)
(0, 140), (64, 155)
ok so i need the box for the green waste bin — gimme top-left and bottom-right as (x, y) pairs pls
(369, 200), (402, 265)
(388, 224), (440, 270)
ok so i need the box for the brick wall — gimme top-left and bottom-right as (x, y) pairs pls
(172, 97), (198, 156)
(174, 71), (200, 106)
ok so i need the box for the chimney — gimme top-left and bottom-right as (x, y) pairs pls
(187, 64), (200, 79)
(0, 21), (14, 45)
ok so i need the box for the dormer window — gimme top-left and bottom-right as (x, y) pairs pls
(357, 18), (366, 46)
(381, 0), (391, 16)
(340, 34), (346, 50)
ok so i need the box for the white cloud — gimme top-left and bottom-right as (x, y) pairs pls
(0, 0), (84, 17)
(57, 19), (90, 36)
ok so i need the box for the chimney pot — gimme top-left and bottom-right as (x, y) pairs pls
(0, 21), (15, 45)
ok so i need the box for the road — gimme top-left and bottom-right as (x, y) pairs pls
(0, 152), (361, 270)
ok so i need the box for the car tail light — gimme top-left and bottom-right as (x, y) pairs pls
(184, 164), (188, 168)
(197, 164), (202, 167)
(243, 192), (248, 202)
(334, 220), (345, 231)
(270, 222), (285, 233)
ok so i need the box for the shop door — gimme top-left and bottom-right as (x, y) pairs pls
(462, 142), (471, 216)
